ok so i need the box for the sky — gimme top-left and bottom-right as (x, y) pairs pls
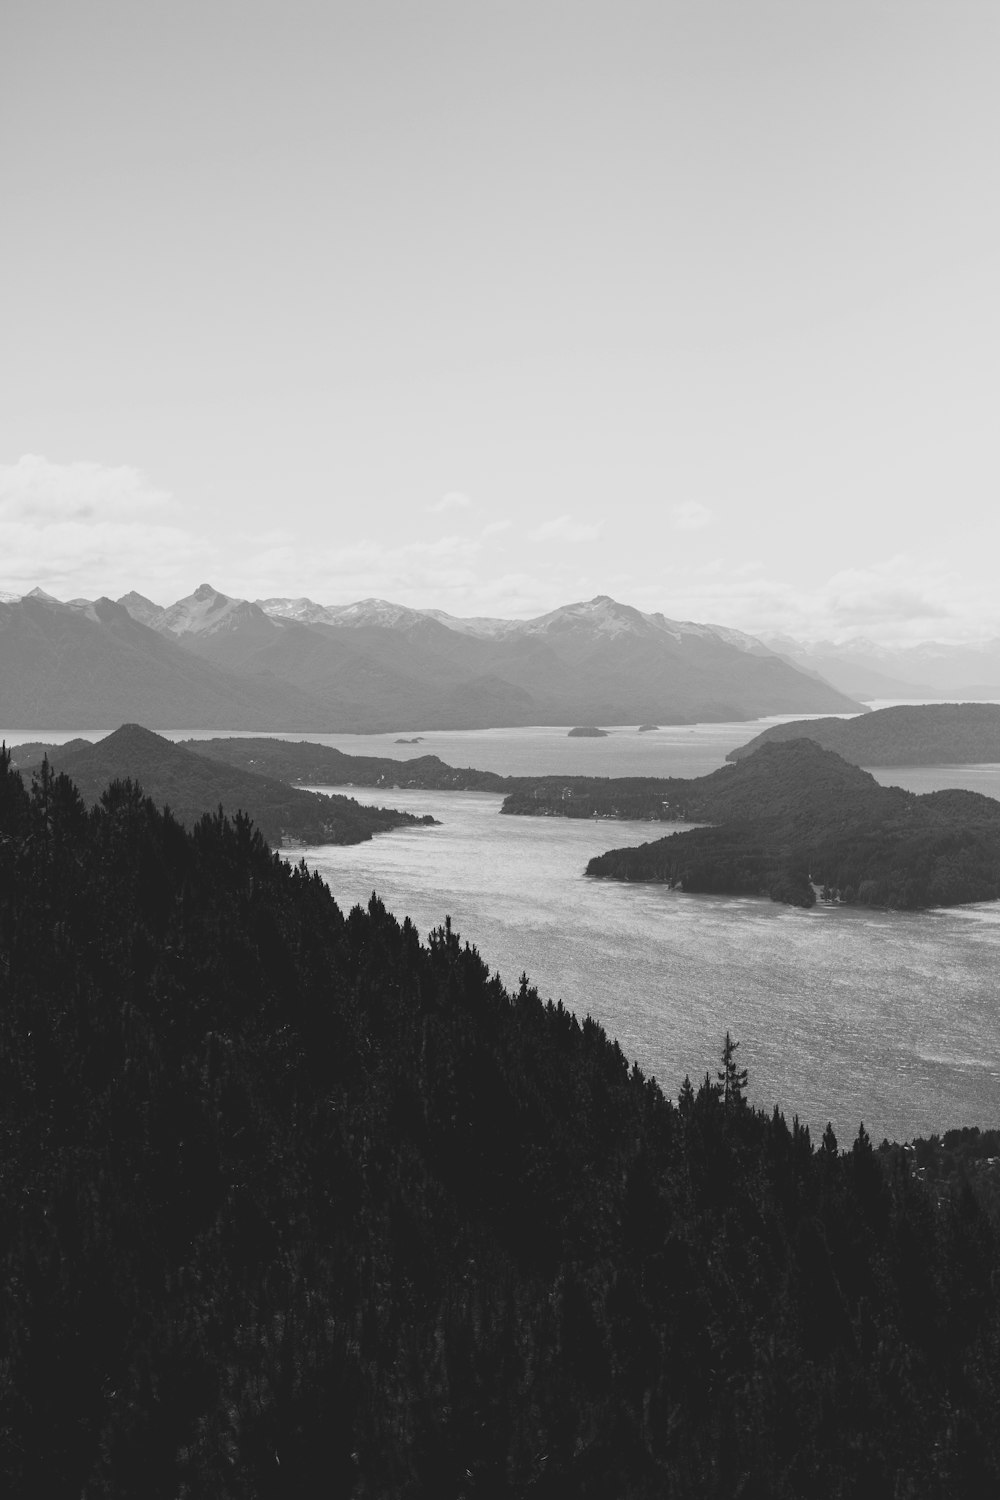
(2, 0), (998, 644)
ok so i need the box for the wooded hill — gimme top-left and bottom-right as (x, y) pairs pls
(1, 749), (999, 1495)
(181, 735), (509, 792)
(585, 739), (1000, 909)
(12, 725), (435, 847)
(728, 702), (1000, 767)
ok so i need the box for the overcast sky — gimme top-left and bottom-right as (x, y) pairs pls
(2, 1), (997, 642)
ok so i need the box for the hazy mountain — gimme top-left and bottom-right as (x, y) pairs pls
(14, 584), (863, 731)
(727, 702), (1000, 767)
(0, 591), (334, 729)
(766, 633), (1000, 701)
(243, 589), (864, 725)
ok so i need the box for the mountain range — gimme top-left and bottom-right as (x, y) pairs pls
(764, 633), (1000, 700)
(0, 584), (862, 730)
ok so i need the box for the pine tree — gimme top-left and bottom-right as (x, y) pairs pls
(717, 1031), (748, 1109)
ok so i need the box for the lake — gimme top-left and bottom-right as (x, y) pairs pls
(6, 716), (1000, 1144)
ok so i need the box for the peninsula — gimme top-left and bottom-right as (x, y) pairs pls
(585, 738), (1000, 909)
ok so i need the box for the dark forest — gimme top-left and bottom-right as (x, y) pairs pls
(1, 748), (999, 1496)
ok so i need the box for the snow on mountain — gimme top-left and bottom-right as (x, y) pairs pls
(156, 583), (274, 638)
(255, 596), (335, 625)
(255, 591), (780, 654)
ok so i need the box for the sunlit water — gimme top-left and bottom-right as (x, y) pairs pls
(296, 783), (1000, 1146)
(6, 716), (1000, 1143)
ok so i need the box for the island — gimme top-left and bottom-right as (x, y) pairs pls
(727, 701), (1000, 767)
(585, 738), (1000, 909)
(568, 725), (610, 737)
(14, 724), (437, 847)
(637, 723), (660, 732)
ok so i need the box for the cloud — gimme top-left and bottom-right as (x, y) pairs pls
(670, 500), (713, 532)
(823, 558), (957, 627)
(529, 514), (602, 543)
(426, 490), (473, 514)
(626, 553), (995, 647)
(234, 532), (487, 605)
(0, 454), (209, 599)
(482, 519), (512, 537)
(0, 454), (169, 523)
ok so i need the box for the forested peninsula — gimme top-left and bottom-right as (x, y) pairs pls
(13, 725), (436, 847)
(728, 701), (1000, 766)
(586, 739), (1000, 909)
(179, 734), (510, 791)
(2, 747), (1000, 1495)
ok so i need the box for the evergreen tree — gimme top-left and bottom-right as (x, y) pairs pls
(717, 1030), (748, 1108)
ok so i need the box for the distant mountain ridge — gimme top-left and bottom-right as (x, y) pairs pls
(727, 702), (1000, 767)
(1, 583), (862, 730)
(765, 632), (1000, 701)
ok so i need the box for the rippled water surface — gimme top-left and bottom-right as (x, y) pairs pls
(6, 717), (999, 1142)
(299, 780), (1000, 1146)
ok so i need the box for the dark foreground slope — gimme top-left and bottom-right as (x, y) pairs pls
(18, 725), (434, 846)
(727, 702), (1000, 767)
(586, 740), (1000, 908)
(2, 751), (1000, 1497)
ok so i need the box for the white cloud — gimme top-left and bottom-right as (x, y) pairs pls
(426, 490), (473, 514)
(670, 500), (713, 532)
(0, 454), (210, 599)
(482, 519), (512, 537)
(627, 553), (996, 646)
(529, 514), (602, 543)
(0, 454), (170, 523)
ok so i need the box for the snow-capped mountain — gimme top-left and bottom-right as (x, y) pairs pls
(104, 585), (863, 727)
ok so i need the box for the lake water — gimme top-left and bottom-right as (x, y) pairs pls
(6, 716), (1000, 1143)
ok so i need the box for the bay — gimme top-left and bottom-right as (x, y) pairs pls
(5, 714), (1000, 1144)
(296, 782), (1000, 1147)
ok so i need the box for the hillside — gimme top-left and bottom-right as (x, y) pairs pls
(728, 702), (1000, 766)
(181, 735), (509, 791)
(585, 739), (1000, 909)
(2, 748), (1000, 1495)
(17, 725), (435, 846)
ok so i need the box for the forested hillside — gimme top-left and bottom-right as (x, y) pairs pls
(182, 735), (508, 791)
(1, 749), (999, 1495)
(13, 725), (435, 846)
(586, 740), (1000, 908)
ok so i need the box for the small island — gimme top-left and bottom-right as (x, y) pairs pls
(637, 723), (660, 732)
(395, 736), (424, 744)
(568, 725), (609, 737)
